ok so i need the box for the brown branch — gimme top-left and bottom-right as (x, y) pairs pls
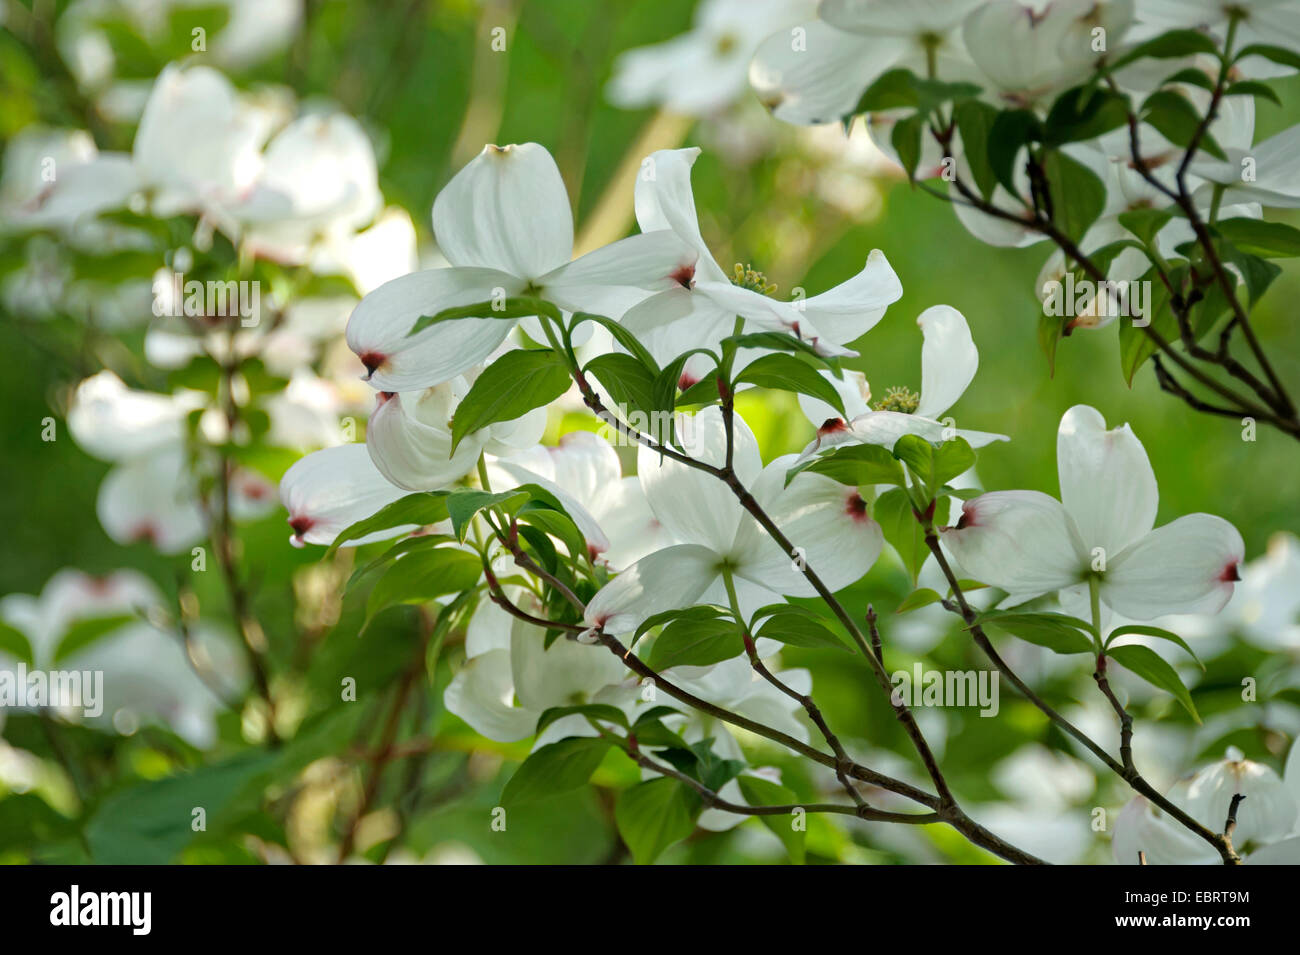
(1092, 655), (1135, 774)
(922, 528), (1240, 864)
(925, 121), (1300, 439)
(561, 381), (1044, 863)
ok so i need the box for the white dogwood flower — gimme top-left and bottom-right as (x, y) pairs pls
(365, 370), (546, 492)
(488, 431), (673, 572)
(961, 0), (1134, 107)
(800, 305), (1008, 457)
(583, 406), (883, 634)
(236, 112), (384, 264)
(345, 142), (697, 391)
(279, 443), (411, 547)
(444, 595), (629, 744)
(942, 404), (1243, 619)
(1191, 123), (1300, 209)
(621, 147), (902, 366)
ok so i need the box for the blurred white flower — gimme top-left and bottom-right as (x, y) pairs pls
(608, 0), (816, 116)
(0, 567), (243, 746)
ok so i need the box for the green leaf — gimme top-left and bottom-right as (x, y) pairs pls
(788, 443), (906, 488)
(1224, 79), (1281, 107)
(615, 778), (700, 864)
(0, 621), (33, 666)
(892, 433), (935, 484)
(652, 349), (717, 447)
(583, 352), (657, 418)
(517, 504), (589, 564)
(874, 486), (937, 585)
(1118, 268), (1175, 385)
(910, 76), (982, 110)
(891, 113), (925, 181)
(853, 69), (980, 115)
(629, 713), (689, 749)
(854, 68), (921, 112)
(409, 296), (557, 335)
(646, 615), (743, 670)
(500, 737), (612, 806)
(347, 534), (454, 590)
(750, 602), (823, 623)
(535, 704), (629, 736)
(326, 492), (449, 557)
(445, 488), (529, 542)
(687, 738), (745, 791)
(1235, 43), (1300, 73)
(893, 434), (974, 500)
(633, 705), (685, 727)
(1218, 243), (1281, 307)
(1039, 309), (1069, 376)
(976, 611), (1095, 655)
(450, 349), (570, 451)
(1117, 207), (1176, 246)
(653, 350), (706, 418)
(1110, 28), (1220, 71)
(1105, 626), (1202, 667)
(735, 353), (845, 416)
(988, 109), (1041, 195)
(571, 312), (662, 375)
(1044, 86), (1129, 145)
(86, 751), (277, 864)
(1214, 218), (1300, 258)
(896, 588), (943, 614)
(633, 605), (728, 642)
(52, 614), (136, 663)
(757, 611), (852, 652)
(365, 547), (483, 622)
(726, 331), (838, 368)
(736, 774), (806, 864)
(1161, 68), (1216, 92)
(932, 438), (976, 488)
(1140, 90), (1226, 160)
(676, 375), (723, 407)
(1105, 644), (1201, 722)
(953, 99), (999, 200)
(1042, 150), (1108, 241)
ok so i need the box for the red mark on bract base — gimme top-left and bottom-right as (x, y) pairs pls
(1219, 561), (1241, 583)
(955, 501), (978, 530)
(846, 492), (869, 522)
(377, 391), (396, 406)
(131, 523), (158, 545)
(241, 480), (269, 500)
(358, 350), (387, 376)
(670, 263), (695, 288)
(679, 371), (699, 390)
(818, 417), (847, 436)
(87, 575), (114, 595)
(288, 515), (315, 540)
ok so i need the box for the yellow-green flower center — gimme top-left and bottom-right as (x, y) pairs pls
(731, 263), (777, 297)
(873, 385), (920, 414)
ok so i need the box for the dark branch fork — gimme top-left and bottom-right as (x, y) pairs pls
(505, 374), (1051, 865)
(923, 81), (1299, 439)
